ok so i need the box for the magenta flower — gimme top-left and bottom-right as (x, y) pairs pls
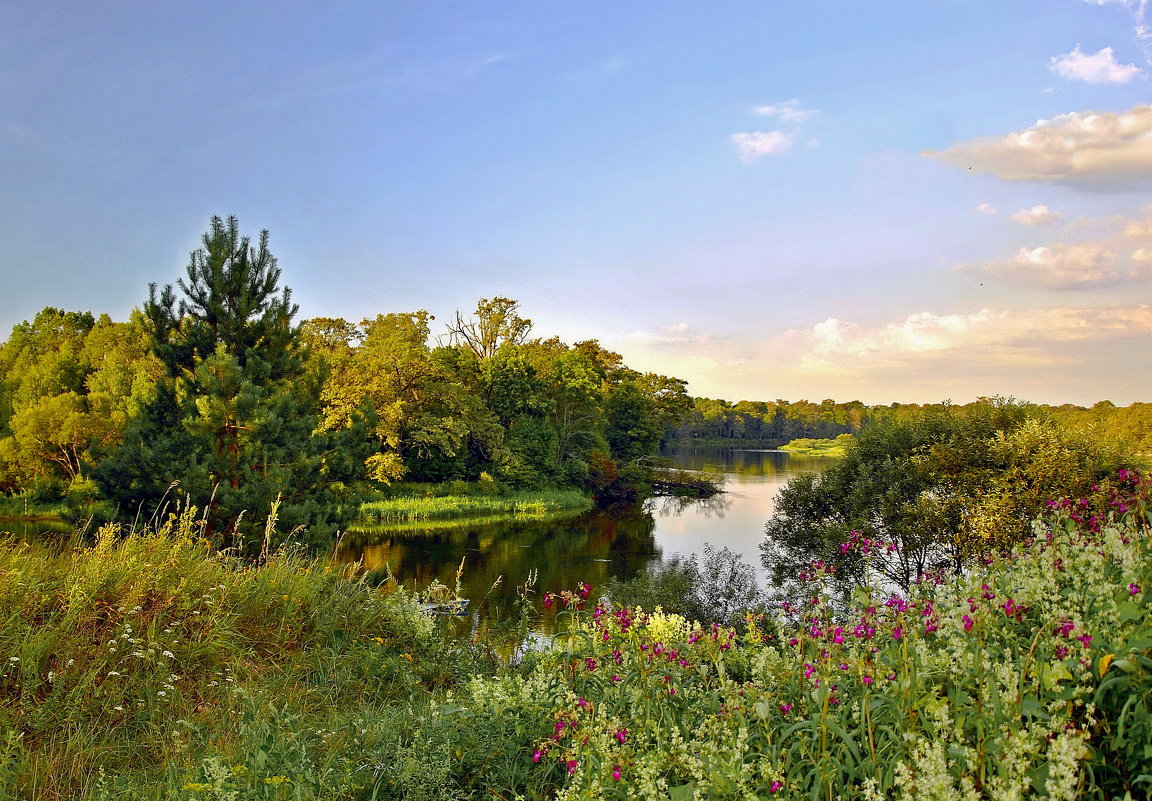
(532, 749), (544, 763)
(578, 582), (591, 599)
(779, 703), (792, 714)
(862, 674), (873, 686)
(577, 697), (588, 708)
(962, 615), (973, 632)
(770, 781), (783, 793)
(1077, 634), (1092, 648)
(615, 728), (628, 744)
(803, 663), (814, 679)
(567, 759), (578, 775)
(832, 627), (845, 644)
(611, 675), (621, 682)
(612, 766), (622, 781)
(542, 593), (554, 609)
(1130, 583), (1142, 595)
(585, 658), (597, 672)
(892, 625), (903, 641)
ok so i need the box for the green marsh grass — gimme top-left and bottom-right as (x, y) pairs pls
(356, 489), (592, 525)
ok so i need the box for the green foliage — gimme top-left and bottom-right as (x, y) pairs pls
(603, 543), (763, 627)
(93, 216), (367, 549)
(0, 309), (159, 492)
(471, 474), (1152, 800)
(761, 400), (1123, 593)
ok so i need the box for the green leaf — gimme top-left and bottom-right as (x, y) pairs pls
(669, 783), (696, 801)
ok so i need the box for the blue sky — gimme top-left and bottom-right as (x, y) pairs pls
(2, 0), (1150, 405)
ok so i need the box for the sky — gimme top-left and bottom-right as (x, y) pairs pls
(2, 0), (1151, 406)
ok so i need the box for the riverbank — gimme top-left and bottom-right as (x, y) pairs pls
(355, 488), (592, 526)
(2, 476), (1149, 799)
(778, 434), (853, 457)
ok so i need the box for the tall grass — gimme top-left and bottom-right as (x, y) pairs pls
(357, 490), (591, 525)
(0, 509), (537, 800)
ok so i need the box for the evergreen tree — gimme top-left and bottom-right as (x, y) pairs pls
(95, 216), (366, 549)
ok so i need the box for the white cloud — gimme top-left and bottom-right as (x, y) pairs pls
(753, 99), (818, 123)
(1123, 211), (1152, 237)
(1009, 205), (1062, 225)
(731, 130), (797, 161)
(993, 243), (1124, 288)
(1050, 45), (1143, 83)
(1133, 247), (1152, 262)
(626, 322), (695, 345)
(926, 105), (1152, 187)
(976, 202), (998, 215)
(784, 305), (1152, 372)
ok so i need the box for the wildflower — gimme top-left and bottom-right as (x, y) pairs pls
(892, 625), (903, 641)
(862, 674), (873, 686)
(1077, 634), (1092, 648)
(788, 637), (798, 646)
(615, 728), (628, 744)
(542, 593), (554, 609)
(585, 658), (597, 672)
(779, 703), (792, 714)
(771, 781), (783, 793)
(577, 697), (588, 708)
(578, 582), (591, 599)
(1130, 583), (1142, 596)
(611, 675), (621, 682)
(832, 627), (844, 644)
(803, 663), (814, 679)
(532, 749), (544, 763)
(962, 615), (974, 632)
(567, 759), (578, 775)
(612, 765), (622, 781)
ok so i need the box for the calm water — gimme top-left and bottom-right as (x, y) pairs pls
(338, 445), (828, 612)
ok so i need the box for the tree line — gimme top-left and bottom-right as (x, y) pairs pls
(677, 394), (1152, 452)
(0, 217), (689, 549)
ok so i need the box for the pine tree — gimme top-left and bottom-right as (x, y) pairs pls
(95, 216), (366, 549)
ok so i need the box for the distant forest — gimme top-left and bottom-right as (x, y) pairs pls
(675, 396), (1152, 453)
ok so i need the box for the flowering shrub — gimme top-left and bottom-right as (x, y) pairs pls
(466, 469), (1152, 800)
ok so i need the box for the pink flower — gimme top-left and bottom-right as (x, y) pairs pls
(578, 582), (591, 599)
(577, 697), (588, 708)
(962, 615), (973, 632)
(1077, 634), (1092, 648)
(770, 781), (783, 793)
(566, 759), (578, 775)
(1130, 583), (1142, 596)
(779, 703), (792, 714)
(862, 674), (873, 686)
(832, 627), (844, 644)
(532, 749), (543, 763)
(585, 658), (597, 672)
(803, 663), (814, 679)
(892, 625), (903, 641)
(611, 675), (621, 682)
(542, 593), (554, 609)
(615, 728), (628, 744)
(612, 766), (622, 781)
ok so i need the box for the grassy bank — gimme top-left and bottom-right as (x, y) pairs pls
(2, 475), (1150, 799)
(0, 512), (553, 801)
(356, 489), (592, 526)
(778, 433), (853, 457)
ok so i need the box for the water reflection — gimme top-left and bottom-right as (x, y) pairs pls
(337, 504), (661, 615)
(339, 445), (831, 607)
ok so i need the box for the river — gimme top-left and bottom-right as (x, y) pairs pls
(337, 445), (829, 615)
